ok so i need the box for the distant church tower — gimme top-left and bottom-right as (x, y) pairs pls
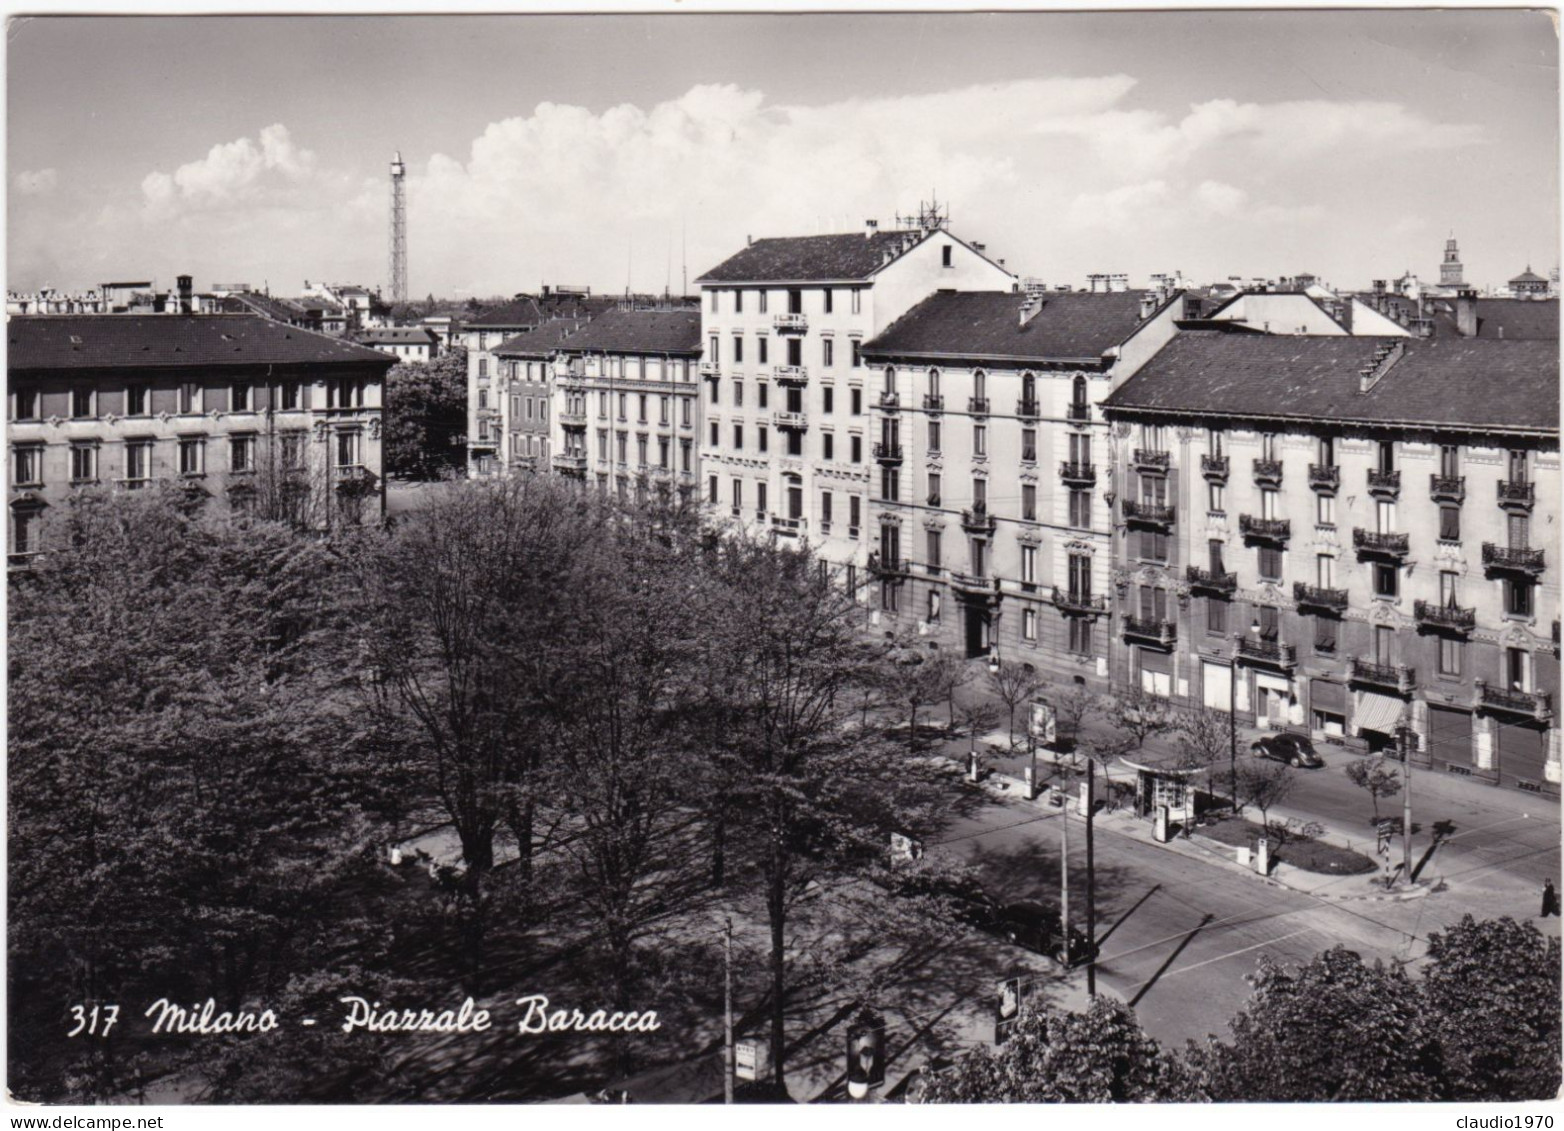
(1440, 233), (1464, 287)
(389, 151), (408, 303)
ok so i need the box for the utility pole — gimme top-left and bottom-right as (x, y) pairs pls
(1399, 724), (1413, 886)
(1085, 754), (1097, 996)
(723, 916), (735, 1104)
(1059, 765), (1070, 954)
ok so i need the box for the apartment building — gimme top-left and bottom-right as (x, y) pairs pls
(858, 289), (1184, 684)
(1101, 333), (1559, 795)
(693, 221), (1015, 594)
(7, 314), (393, 555)
(546, 308), (703, 500)
(355, 326), (441, 364)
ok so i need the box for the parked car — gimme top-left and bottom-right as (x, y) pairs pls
(1251, 732), (1324, 768)
(986, 900), (1098, 967)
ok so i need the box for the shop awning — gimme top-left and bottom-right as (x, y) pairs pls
(1310, 678), (1346, 714)
(1354, 691), (1406, 736)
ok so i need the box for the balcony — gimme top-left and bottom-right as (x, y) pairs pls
(698, 361), (721, 377)
(1498, 480), (1535, 510)
(1353, 528), (1409, 559)
(1237, 637), (1297, 670)
(1308, 464), (1340, 491)
(1477, 680), (1554, 722)
(1059, 461), (1097, 486)
(1349, 658), (1416, 695)
(1367, 468), (1401, 498)
(1240, 515), (1291, 543)
(558, 408), (588, 427)
(949, 571), (1001, 599)
(872, 441), (903, 465)
(1016, 399), (1040, 420)
(773, 313), (808, 334)
(773, 365), (809, 387)
(773, 411), (808, 431)
(1052, 589), (1107, 617)
(1482, 543), (1545, 575)
(771, 515), (806, 537)
(879, 390), (900, 410)
(552, 362), (584, 380)
(968, 397), (990, 415)
(551, 451), (588, 474)
(1429, 474), (1465, 503)
(1201, 454), (1229, 481)
(1294, 582), (1349, 614)
(922, 393), (944, 413)
(960, 504), (998, 536)
(867, 552), (907, 579)
(1252, 458), (1283, 486)
(1414, 599), (1476, 633)
(1066, 402), (1091, 423)
(1187, 565), (1238, 595)
(1123, 616), (1177, 648)
(1122, 500), (1174, 529)
(1132, 448), (1171, 474)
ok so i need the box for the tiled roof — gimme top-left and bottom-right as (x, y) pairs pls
(355, 327), (438, 345)
(552, 308), (703, 355)
(493, 320), (592, 359)
(1510, 269), (1548, 284)
(8, 314), (395, 371)
(696, 229), (939, 284)
(222, 292), (305, 323)
(1426, 297), (1558, 340)
(1103, 332), (1557, 434)
(467, 293), (616, 328)
(863, 290), (1159, 362)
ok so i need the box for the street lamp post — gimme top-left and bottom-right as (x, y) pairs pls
(1399, 723), (1414, 886)
(1229, 617), (1261, 811)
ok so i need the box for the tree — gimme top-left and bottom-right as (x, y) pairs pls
(883, 636), (948, 750)
(1422, 915), (1562, 1100)
(1050, 683), (1103, 753)
(929, 647), (976, 734)
(986, 660), (1040, 749)
(1235, 757), (1294, 828)
(1344, 757), (1403, 823)
(383, 346), (468, 479)
(1103, 686), (1178, 752)
(916, 998), (1203, 1102)
(1187, 947), (1441, 1101)
(1175, 705), (1231, 798)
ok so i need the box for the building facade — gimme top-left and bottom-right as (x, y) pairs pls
(7, 314), (393, 555)
(355, 326), (441, 364)
(693, 221), (1015, 600)
(544, 307), (704, 501)
(856, 289), (1184, 685)
(1102, 333), (1559, 795)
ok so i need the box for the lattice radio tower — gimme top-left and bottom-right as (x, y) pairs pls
(388, 151), (407, 303)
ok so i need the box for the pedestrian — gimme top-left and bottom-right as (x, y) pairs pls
(1543, 879), (1559, 918)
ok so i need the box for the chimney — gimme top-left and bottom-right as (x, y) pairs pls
(1019, 296), (1043, 327)
(1139, 292), (1159, 319)
(972, 241), (986, 254)
(747, 234), (753, 246)
(864, 219), (879, 239)
(1455, 286), (1478, 337)
(177, 274), (193, 314)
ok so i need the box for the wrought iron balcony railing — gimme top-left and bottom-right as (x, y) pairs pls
(1237, 637), (1297, 668)
(1294, 582), (1349, 613)
(1482, 543), (1545, 574)
(872, 441), (903, 465)
(1202, 454), (1229, 480)
(1414, 599), (1476, 632)
(1123, 500), (1175, 527)
(1187, 565), (1238, 594)
(1349, 658), (1416, 694)
(968, 397), (990, 415)
(1123, 616), (1177, 646)
(1429, 474), (1465, 503)
(922, 393), (944, 412)
(1476, 680), (1553, 721)
(1353, 528), (1410, 557)
(1253, 458), (1283, 486)
(772, 411), (808, 431)
(1051, 589), (1107, 616)
(1059, 461), (1097, 486)
(1132, 448), (1171, 473)
(1498, 480), (1535, 509)
(1240, 515), (1291, 542)
(1016, 399), (1040, 419)
(1308, 464), (1340, 491)
(773, 365), (808, 386)
(960, 504), (998, 535)
(773, 313), (808, 333)
(1367, 468), (1401, 496)
(1066, 402), (1091, 422)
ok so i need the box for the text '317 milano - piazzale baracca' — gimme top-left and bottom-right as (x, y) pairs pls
(461, 220), (1560, 795)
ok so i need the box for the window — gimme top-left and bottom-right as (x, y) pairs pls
(709, 336), (720, 368)
(1509, 449), (1529, 483)
(1317, 554), (1335, 588)
(1021, 544), (1037, 585)
(1140, 586), (1170, 624)
(1021, 428), (1036, 462)
(851, 288), (862, 315)
(928, 472), (941, 505)
(1208, 428), (1226, 458)
(732, 424), (743, 450)
(1440, 444), (1459, 479)
(1261, 488), (1280, 520)
(69, 444), (97, 483)
(974, 425), (987, 456)
(1259, 432), (1278, 462)
(617, 433), (629, 462)
(1258, 546), (1282, 580)
(823, 289), (834, 314)
(178, 438), (205, 476)
(1022, 483), (1037, 521)
(880, 468), (899, 502)
(124, 441), (151, 484)
(709, 291), (718, 313)
(1208, 598), (1228, 635)
(820, 490), (833, 528)
(660, 395), (671, 425)
(14, 387), (39, 420)
(708, 421), (719, 446)
(14, 446), (42, 486)
(850, 388), (862, 415)
(849, 494), (861, 531)
(13, 510), (37, 554)
(850, 435), (862, 463)
(927, 528), (942, 570)
(1209, 481), (1225, 513)
(230, 435), (254, 473)
(1438, 505), (1460, 543)
(823, 339), (834, 368)
(928, 589), (941, 622)
(757, 482), (768, 516)
(1317, 493), (1335, 526)
(881, 578), (899, 613)
(1023, 608), (1038, 641)
(681, 398), (691, 426)
(731, 478), (743, 513)
(1377, 440), (1395, 473)
(658, 438), (670, 468)
(758, 290), (768, 314)
(637, 394), (648, 422)
(1508, 513), (1530, 549)
(1437, 636), (1463, 677)
(942, 245), (953, 268)
(823, 433), (835, 461)
(72, 388), (95, 418)
(1208, 540), (1226, 574)
(974, 371), (987, 403)
(823, 386), (834, 413)
(1068, 552), (1092, 599)
(929, 421), (941, 452)
(851, 340), (862, 367)
(1315, 617), (1337, 654)
(1072, 376), (1088, 415)
(1140, 529), (1167, 562)
(732, 380), (743, 408)
(879, 523), (900, 570)
(1258, 605), (1279, 640)
(1069, 489), (1090, 528)
(708, 475), (718, 503)
(479, 389), (490, 411)
(882, 366), (896, 396)
(758, 426), (769, 453)
(336, 430), (360, 468)
(280, 381), (301, 411)
(281, 433), (305, 470)
(1506, 647), (1533, 692)
(1068, 618), (1093, 656)
(1504, 579), (1534, 618)
(735, 290), (744, 314)
(973, 478), (987, 507)
(479, 358), (488, 379)
(231, 382), (251, 412)
(681, 439), (692, 472)
(1376, 499), (1396, 533)
(1373, 563), (1398, 599)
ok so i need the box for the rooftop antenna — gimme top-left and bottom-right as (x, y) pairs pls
(681, 214), (688, 298)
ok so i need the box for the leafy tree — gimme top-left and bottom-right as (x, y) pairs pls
(1344, 756), (1403, 822)
(1050, 683), (1103, 752)
(1187, 946), (1441, 1101)
(917, 998), (1203, 1102)
(1176, 705), (1233, 798)
(1235, 757), (1294, 827)
(1103, 686), (1178, 752)
(986, 659), (1040, 749)
(883, 635), (948, 750)
(1422, 915), (1562, 1100)
(383, 346), (468, 480)
(929, 647), (976, 734)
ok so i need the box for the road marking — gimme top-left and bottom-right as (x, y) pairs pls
(1123, 925), (1318, 994)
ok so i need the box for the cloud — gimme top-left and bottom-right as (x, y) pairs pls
(1195, 180), (1248, 216)
(14, 168), (57, 196)
(140, 124), (320, 218)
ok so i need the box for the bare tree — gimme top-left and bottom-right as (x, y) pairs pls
(1176, 705), (1234, 799)
(1104, 686), (1178, 752)
(884, 635), (948, 751)
(1345, 757), (1403, 823)
(987, 659), (1041, 749)
(1237, 758), (1295, 829)
(930, 648), (977, 735)
(1051, 683), (1105, 753)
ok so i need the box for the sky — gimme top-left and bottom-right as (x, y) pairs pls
(7, 10), (1559, 299)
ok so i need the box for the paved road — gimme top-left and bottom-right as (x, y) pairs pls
(923, 781), (1550, 1050)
